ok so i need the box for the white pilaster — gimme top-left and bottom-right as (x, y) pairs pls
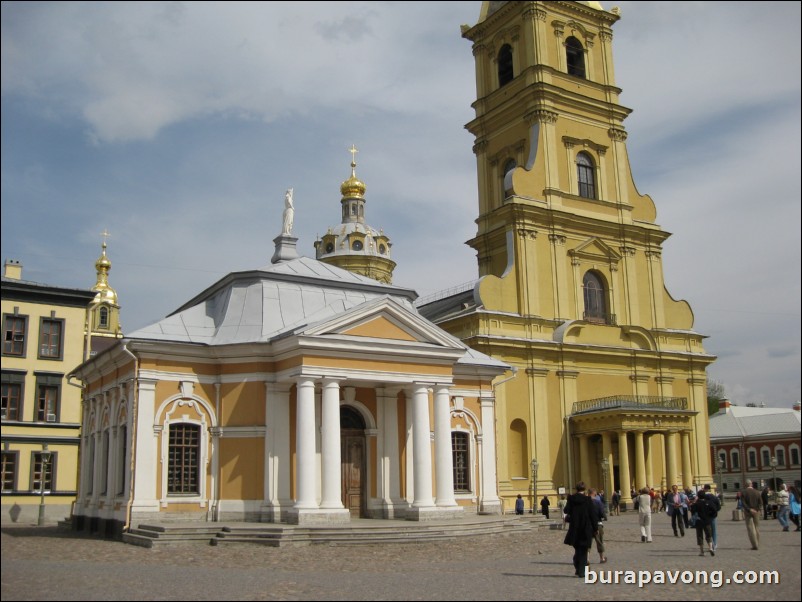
(131, 379), (159, 514)
(264, 382), (292, 521)
(479, 395), (502, 514)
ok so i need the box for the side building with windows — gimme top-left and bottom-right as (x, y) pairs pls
(67, 228), (507, 537)
(1, 260), (96, 523)
(420, 1), (716, 511)
(710, 400), (801, 495)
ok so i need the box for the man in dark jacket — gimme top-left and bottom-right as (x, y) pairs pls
(564, 482), (600, 577)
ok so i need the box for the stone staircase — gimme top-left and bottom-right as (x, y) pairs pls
(122, 515), (553, 548)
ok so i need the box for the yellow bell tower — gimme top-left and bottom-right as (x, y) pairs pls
(423, 2), (716, 511)
(85, 232), (123, 358)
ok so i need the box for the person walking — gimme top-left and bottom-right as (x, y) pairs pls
(777, 484), (791, 532)
(540, 495), (551, 519)
(589, 488), (607, 564)
(667, 484), (688, 537)
(637, 487), (652, 543)
(788, 486), (801, 531)
(514, 494), (525, 515)
(690, 491), (715, 557)
(563, 482), (598, 577)
(741, 480), (763, 550)
(701, 484), (721, 551)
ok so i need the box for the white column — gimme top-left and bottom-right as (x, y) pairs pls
(294, 378), (318, 509)
(411, 384), (434, 508)
(320, 378), (344, 509)
(433, 385), (456, 507)
(479, 395), (502, 514)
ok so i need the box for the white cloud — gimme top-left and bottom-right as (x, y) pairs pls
(1, 2), (799, 407)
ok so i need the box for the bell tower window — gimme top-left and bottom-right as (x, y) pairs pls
(583, 271), (608, 323)
(576, 152), (596, 199)
(498, 45), (513, 87)
(566, 37), (586, 79)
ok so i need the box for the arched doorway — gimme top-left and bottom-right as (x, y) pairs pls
(340, 405), (367, 517)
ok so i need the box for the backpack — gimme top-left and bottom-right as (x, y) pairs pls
(704, 494), (719, 518)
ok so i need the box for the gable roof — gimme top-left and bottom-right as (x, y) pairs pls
(710, 405), (801, 440)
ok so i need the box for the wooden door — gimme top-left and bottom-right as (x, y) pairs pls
(341, 431), (366, 517)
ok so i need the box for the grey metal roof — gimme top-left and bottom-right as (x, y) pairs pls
(709, 406), (801, 440)
(129, 268), (411, 346)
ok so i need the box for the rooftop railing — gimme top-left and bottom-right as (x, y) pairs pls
(572, 395), (688, 415)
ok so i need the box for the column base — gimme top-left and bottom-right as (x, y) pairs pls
(406, 505), (464, 522)
(286, 507), (351, 526)
(478, 499), (503, 515)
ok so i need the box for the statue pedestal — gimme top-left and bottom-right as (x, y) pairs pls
(271, 235), (300, 264)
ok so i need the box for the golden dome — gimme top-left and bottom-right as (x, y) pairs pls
(92, 241), (119, 305)
(340, 161), (366, 199)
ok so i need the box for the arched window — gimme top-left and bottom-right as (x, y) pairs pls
(452, 432), (470, 491)
(168, 423), (200, 494)
(566, 36), (585, 78)
(340, 406), (366, 430)
(577, 152), (596, 199)
(99, 306), (109, 329)
(498, 44), (513, 87)
(583, 271), (607, 322)
(730, 449), (740, 469)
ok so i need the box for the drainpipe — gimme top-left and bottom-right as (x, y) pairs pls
(119, 342), (139, 533)
(66, 374), (87, 526)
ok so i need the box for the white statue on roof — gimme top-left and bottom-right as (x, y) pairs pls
(281, 188), (294, 236)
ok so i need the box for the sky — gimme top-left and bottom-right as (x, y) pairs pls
(1, 2), (800, 408)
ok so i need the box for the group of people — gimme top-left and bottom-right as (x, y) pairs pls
(562, 478), (801, 576)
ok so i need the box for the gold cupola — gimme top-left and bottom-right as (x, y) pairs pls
(315, 146), (396, 284)
(340, 144), (366, 200)
(93, 240), (118, 304)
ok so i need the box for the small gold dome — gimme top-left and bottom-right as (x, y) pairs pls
(341, 161), (366, 199)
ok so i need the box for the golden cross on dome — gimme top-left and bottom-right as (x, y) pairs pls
(101, 228), (111, 248)
(349, 144), (359, 167)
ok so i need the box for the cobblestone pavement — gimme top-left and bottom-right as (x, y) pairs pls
(2, 511), (800, 601)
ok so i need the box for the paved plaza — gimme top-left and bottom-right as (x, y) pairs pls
(2, 510), (799, 601)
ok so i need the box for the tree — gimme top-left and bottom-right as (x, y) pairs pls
(707, 379), (726, 415)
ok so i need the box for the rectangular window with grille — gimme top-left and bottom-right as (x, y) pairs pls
(1, 452), (18, 492)
(32, 452), (55, 493)
(749, 450), (757, 469)
(762, 449), (771, 467)
(3, 315), (27, 356)
(452, 432), (470, 492)
(168, 423), (200, 494)
(1, 382), (22, 421)
(39, 318), (63, 359)
(776, 449), (785, 467)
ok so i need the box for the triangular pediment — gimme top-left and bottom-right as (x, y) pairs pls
(341, 315), (420, 341)
(300, 296), (465, 350)
(569, 237), (622, 265)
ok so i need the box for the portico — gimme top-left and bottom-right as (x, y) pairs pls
(570, 396), (698, 508)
